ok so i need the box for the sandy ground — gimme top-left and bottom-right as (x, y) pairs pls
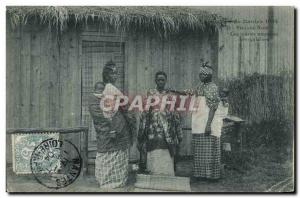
(6, 157), (294, 193)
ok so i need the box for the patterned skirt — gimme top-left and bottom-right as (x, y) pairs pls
(192, 134), (221, 179)
(95, 149), (129, 189)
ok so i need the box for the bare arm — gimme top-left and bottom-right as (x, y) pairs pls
(205, 106), (217, 135)
(204, 83), (220, 135)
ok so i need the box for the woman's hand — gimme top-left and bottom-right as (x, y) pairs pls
(183, 88), (195, 95)
(204, 124), (211, 136)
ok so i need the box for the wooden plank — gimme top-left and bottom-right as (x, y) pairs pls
(147, 36), (154, 91)
(144, 36), (151, 91)
(78, 34), (89, 175)
(242, 38), (249, 76)
(166, 38), (174, 87)
(224, 25), (232, 80)
(210, 32), (219, 82)
(6, 29), (14, 128)
(7, 126), (89, 134)
(90, 51), (101, 141)
(178, 36), (190, 156)
(185, 35), (193, 90)
(154, 35), (163, 76)
(60, 31), (79, 151)
(69, 31), (82, 147)
(48, 33), (60, 127)
(18, 29), (26, 128)
(162, 37), (170, 85)
(254, 40), (260, 74)
(69, 31), (79, 126)
(81, 40), (92, 141)
(232, 35), (239, 78)
(6, 24), (18, 164)
(59, 32), (72, 128)
(20, 31), (31, 128)
(196, 33), (202, 80)
(29, 31), (41, 127)
(39, 29), (50, 127)
(267, 7), (275, 75)
(217, 27), (224, 79)
(126, 36), (136, 95)
(150, 36), (160, 89)
(136, 34), (145, 94)
(81, 30), (127, 38)
(172, 36), (183, 91)
(11, 31), (21, 128)
(126, 35), (139, 161)
(123, 41), (129, 93)
(259, 40), (266, 74)
(127, 35), (138, 95)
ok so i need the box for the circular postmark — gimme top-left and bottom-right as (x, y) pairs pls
(30, 138), (82, 189)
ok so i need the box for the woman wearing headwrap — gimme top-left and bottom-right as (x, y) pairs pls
(188, 62), (222, 181)
(88, 61), (135, 189)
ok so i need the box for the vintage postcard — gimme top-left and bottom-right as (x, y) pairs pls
(6, 6), (294, 193)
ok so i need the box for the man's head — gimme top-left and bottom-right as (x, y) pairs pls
(103, 60), (118, 84)
(155, 71), (167, 90)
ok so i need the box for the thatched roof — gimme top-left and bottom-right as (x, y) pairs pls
(7, 6), (226, 37)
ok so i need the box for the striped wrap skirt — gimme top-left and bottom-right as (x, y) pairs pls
(192, 134), (221, 179)
(95, 149), (129, 189)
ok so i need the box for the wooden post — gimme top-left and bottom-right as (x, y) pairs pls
(84, 128), (89, 176)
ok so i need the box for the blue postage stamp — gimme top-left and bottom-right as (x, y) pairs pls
(12, 133), (59, 174)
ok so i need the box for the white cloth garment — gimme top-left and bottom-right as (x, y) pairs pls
(192, 96), (228, 137)
(211, 102), (229, 137)
(146, 149), (175, 176)
(100, 83), (123, 118)
(191, 96), (209, 134)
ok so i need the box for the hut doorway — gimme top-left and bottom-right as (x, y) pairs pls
(81, 38), (125, 172)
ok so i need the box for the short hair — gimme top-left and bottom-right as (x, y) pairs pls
(155, 71), (167, 79)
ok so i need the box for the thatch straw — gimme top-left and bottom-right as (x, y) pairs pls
(7, 6), (227, 37)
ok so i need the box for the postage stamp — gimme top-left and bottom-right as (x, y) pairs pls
(30, 138), (82, 189)
(12, 133), (60, 174)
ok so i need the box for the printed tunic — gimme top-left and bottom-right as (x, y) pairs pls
(138, 89), (183, 155)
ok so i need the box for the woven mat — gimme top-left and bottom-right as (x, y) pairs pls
(134, 174), (191, 192)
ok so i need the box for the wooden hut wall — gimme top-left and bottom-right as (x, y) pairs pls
(212, 7), (294, 78)
(6, 21), (218, 162)
(208, 7), (294, 123)
(6, 24), (83, 164)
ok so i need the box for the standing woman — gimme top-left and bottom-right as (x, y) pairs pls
(190, 63), (221, 181)
(89, 61), (134, 189)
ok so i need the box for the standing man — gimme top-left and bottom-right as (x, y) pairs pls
(138, 71), (183, 176)
(89, 61), (134, 189)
